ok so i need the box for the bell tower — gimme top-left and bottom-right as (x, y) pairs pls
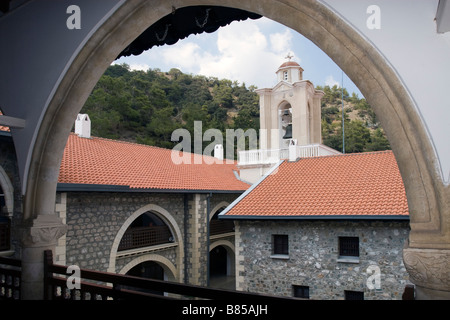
(256, 56), (324, 150)
(238, 55), (340, 184)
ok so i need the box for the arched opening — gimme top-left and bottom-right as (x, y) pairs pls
(279, 103), (293, 149)
(15, 0), (447, 299)
(209, 243), (235, 290)
(210, 207), (234, 236)
(28, 1), (435, 246)
(125, 261), (166, 296)
(118, 211), (174, 251)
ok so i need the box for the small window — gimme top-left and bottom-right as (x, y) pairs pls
(293, 285), (309, 299)
(345, 290), (364, 300)
(339, 237), (359, 257)
(272, 234), (289, 255)
(283, 71), (288, 81)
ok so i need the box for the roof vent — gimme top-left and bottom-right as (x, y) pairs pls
(75, 114), (91, 138)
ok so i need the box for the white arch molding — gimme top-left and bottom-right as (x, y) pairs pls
(210, 239), (236, 277)
(210, 201), (230, 221)
(108, 204), (183, 282)
(14, 0), (449, 299)
(0, 166), (14, 216)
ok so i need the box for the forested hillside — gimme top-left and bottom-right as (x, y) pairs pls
(81, 63), (390, 157)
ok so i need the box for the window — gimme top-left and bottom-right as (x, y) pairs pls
(272, 234), (289, 256)
(283, 71), (288, 81)
(0, 216), (10, 251)
(345, 290), (364, 300)
(338, 236), (359, 263)
(293, 285), (309, 299)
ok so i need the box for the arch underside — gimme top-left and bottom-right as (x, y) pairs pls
(27, 0), (447, 265)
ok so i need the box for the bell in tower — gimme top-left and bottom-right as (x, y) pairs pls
(283, 124), (292, 139)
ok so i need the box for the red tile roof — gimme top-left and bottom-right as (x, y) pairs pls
(221, 151), (409, 218)
(59, 133), (249, 192)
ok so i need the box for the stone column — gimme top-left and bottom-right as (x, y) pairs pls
(186, 194), (208, 286)
(403, 245), (450, 299)
(20, 214), (67, 300)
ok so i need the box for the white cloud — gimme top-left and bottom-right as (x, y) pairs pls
(160, 42), (203, 70)
(325, 75), (340, 88)
(128, 63), (150, 71)
(116, 18), (302, 88)
(144, 19), (298, 88)
(269, 29), (293, 55)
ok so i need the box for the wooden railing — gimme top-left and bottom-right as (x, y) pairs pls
(210, 220), (234, 236)
(0, 255), (21, 300)
(118, 225), (173, 251)
(43, 250), (301, 301)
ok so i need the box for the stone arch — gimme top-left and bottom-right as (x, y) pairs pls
(108, 204), (183, 281)
(118, 253), (178, 282)
(210, 201), (230, 221)
(22, 0), (448, 298)
(0, 166), (13, 216)
(210, 239), (236, 276)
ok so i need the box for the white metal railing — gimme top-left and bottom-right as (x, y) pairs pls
(237, 148), (285, 165)
(238, 144), (341, 165)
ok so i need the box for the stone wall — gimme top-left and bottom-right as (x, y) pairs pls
(56, 191), (239, 285)
(0, 134), (23, 258)
(236, 219), (411, 300)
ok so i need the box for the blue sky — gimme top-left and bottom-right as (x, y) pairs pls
(114, 17), (363, 98)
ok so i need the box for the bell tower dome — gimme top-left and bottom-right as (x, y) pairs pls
(276, 54), (304, 83)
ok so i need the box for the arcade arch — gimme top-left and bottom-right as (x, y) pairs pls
(16, 0), (448, 299)
(108, 204), (183, 281)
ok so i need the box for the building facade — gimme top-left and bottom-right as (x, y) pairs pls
(234, 219), (410, 300)
(53, 116), (249, 288)
(222, 151), (412, 299)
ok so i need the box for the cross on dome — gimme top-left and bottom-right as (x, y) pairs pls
(285, 52), (294, 61)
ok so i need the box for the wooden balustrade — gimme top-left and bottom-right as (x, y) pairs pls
(118, 225), (173, 251)
(210, 220), (234, 236)
(0, 255), (21, 300)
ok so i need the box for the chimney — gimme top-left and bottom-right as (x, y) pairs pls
(289, 139), (297, 161)
(75, 113), (91, 138)
(214, 144), (224, 160)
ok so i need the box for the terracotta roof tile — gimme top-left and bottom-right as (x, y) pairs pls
(222, 151), (409, 218)
(59, 133), (249, 191)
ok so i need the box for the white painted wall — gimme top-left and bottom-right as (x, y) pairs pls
(321, 0), (450, 184)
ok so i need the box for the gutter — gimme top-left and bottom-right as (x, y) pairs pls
(56, 183), (246, 194)
(219, 214), (410, 221)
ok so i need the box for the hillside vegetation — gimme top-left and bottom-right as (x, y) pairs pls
(81, 64), (390, 157)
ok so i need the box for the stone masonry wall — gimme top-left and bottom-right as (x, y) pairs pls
(236, 220), (411, 300)
(62, 192), (186, 272)
(58, 191), (239, 285)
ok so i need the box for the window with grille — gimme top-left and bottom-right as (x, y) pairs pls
(344, 290), (364, 300)
(293, 285), (309, 299)
(339, 237), (359, 257)
(272, 234), (289, 255)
